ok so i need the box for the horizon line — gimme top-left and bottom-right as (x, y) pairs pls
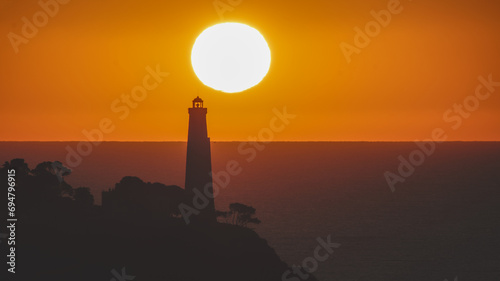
(1, 140), (500, 143)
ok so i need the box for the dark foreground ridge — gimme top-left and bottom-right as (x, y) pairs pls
(1, 159), (317, 281)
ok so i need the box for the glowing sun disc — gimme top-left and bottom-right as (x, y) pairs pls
(191, 23), (271, 93)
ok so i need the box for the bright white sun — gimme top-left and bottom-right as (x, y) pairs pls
(191, 23), (271, 93)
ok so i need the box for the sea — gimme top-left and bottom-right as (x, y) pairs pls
(1, 141), (499, 281)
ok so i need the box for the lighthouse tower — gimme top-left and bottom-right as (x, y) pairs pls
(185, 96), (215, 223)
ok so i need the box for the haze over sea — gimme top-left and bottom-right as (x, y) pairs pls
(1, 142), (499, 281)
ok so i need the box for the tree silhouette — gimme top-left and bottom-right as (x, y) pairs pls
(32, 161), (73, 197)
(1, 159), (76, 216)
(74, 187), (94, 207)
(217, 203), (261, 227)
(102, 176), (185, 218)
(3, 158), (30, 177)
(0, 158), (310, 281)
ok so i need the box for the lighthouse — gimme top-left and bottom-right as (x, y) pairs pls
(185, 96), (216, 223)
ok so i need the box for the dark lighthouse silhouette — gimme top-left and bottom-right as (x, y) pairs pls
(185, 96), (216, 223)
(101, 97), (216, 224)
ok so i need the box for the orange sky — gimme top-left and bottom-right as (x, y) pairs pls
(1, 0), (499, 141)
